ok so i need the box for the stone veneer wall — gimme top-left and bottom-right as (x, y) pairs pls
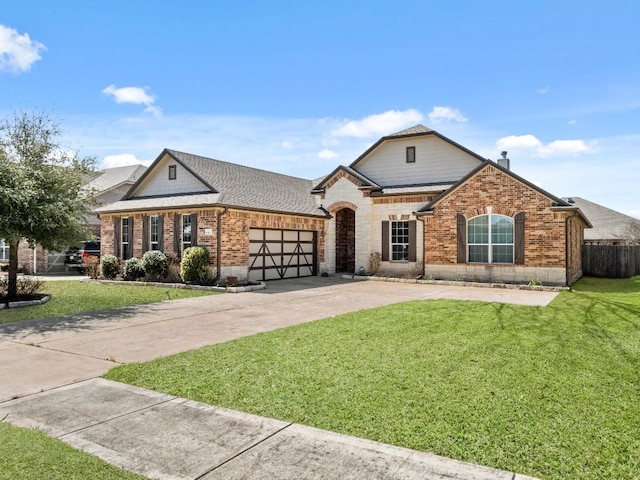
(423, 164), (581, 285)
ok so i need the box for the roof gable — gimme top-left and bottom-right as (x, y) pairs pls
(312, 165), (380, 193)
(348, 127), (485, 187)
(419, 160), (570, 213)
(127, 151), (214, 199)
(102, 149), (326, 217)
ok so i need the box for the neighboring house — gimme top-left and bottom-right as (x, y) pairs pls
(97, 125), (591, 286)
(563, 197), (640, 245)
(10, 164), (147, 273)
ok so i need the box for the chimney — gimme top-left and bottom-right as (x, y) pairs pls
(497, 151), (510, 170)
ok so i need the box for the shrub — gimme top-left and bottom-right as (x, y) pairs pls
(83, 255), (100, 279)
(368, 252), (382, 275)
(123, 257), (145, 281)
(141, 250), (169, 280)
(180, 246), (210, 283)
(0, 276), (45, 299)
(101, 254), (120, 280)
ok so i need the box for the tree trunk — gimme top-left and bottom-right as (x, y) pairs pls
(8, 239), (19, 299)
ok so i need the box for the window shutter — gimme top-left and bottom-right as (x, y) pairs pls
(142, 216), (149, 253)
(174, 214), (181, 254)
(158, 215), (164, 251)
(127, 217), (134, 259)
(457, 214), (466, 263)
(408, 220), (417, 262)
(191, 213), (198, 246)
(515, 212), (525, 265)
(381, 221), (389, 261)
(113, 216), (121, 258)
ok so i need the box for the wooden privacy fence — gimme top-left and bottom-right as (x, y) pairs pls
(582, 245), (640, 278)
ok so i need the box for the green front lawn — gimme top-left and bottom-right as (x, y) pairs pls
(0, 281), (216, 324)
(106, 276), (640, 480)
(0, 422), (146, 480)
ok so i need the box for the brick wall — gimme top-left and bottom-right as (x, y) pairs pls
(100, 208), (326, 280)
(423, 164), (582, 285)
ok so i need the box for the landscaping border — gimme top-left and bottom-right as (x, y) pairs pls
(85, 279), (266, 293)
(343, 275), (569, 292)
(0, 294), (51, 310)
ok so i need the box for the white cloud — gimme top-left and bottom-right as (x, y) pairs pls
(331, 109), (423, 137)
(496, 134), (597, 157)
(568, 119), (577, 125)
(281, 140), (294, 149)
(427, 106), (468, 125)
(318, 149), (338, 159)
(496, 134), (542, 150)
(537, 87), (549, 94)
(103, 153), (147, 168)
(0, 24), (46, 74)
(102, 84), (161, 116)
(538, 139), (598, 157)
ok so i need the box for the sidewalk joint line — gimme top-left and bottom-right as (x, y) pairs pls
(57, 396), (176, 439)
(193, 422), (293, 480)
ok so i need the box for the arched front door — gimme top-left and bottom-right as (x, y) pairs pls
(335, 208), (355, 273)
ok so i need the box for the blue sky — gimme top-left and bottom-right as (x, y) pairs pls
(2, 1), (639, 217)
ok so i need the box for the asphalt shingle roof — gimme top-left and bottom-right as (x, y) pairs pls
(86, 165), (147, 194)
(387, 124), (433, 137)
(564, 197), (640, 241)
(96, 150), (325, 217)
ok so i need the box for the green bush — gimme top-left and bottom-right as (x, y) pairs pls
(101, 254), (120, 280)
(123, 257), (145, 281)
(180, 246), (210, 283)
(141, 250), (169, 280)
(0, 276), (45, 299)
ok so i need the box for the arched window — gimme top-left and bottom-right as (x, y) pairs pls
(467, 214), (514, 264)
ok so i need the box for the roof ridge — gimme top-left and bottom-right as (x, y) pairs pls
(166, 149), (314, 183)
(387, 124), (433, 137)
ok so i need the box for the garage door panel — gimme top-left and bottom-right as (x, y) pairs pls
(248, 228), (317, 281)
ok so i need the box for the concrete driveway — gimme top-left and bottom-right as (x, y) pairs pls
(0, 276), (558, 402)
(0, 277), (549, 480)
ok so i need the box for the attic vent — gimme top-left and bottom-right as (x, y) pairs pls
(406, 146), (416, 163)
(168, 165), (177, 180)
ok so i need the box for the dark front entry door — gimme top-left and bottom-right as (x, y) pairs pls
(335, 208), (355, 273)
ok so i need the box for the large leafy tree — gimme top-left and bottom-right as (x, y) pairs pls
(0, 111), (96, 299)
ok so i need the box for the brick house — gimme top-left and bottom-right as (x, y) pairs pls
(2, 165), (146, 274)
(96, 125), (591, 285)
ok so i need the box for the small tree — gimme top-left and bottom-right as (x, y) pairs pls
(0, 111), (96, 299)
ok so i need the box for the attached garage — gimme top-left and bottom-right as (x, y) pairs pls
(249, 228), (317, 281)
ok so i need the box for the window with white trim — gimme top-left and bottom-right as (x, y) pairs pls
(406, 146), (415, 163)
(0, 239), (9, 261)
(121, 217), (130, 259)
(150, 215), (160, 250)
(391, 221), (410, 261)
(181, 214), (192, 253)
(467, 214), (514, 264)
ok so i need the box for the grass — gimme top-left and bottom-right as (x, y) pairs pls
(0, 280), (216, 324)
(106, 276), (640, 480)
(0, 421), (146, 480)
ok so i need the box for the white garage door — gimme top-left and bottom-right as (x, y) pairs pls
(249, 228), (316, 282)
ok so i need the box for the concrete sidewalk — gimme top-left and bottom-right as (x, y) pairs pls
(0, 378), (539, 480)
